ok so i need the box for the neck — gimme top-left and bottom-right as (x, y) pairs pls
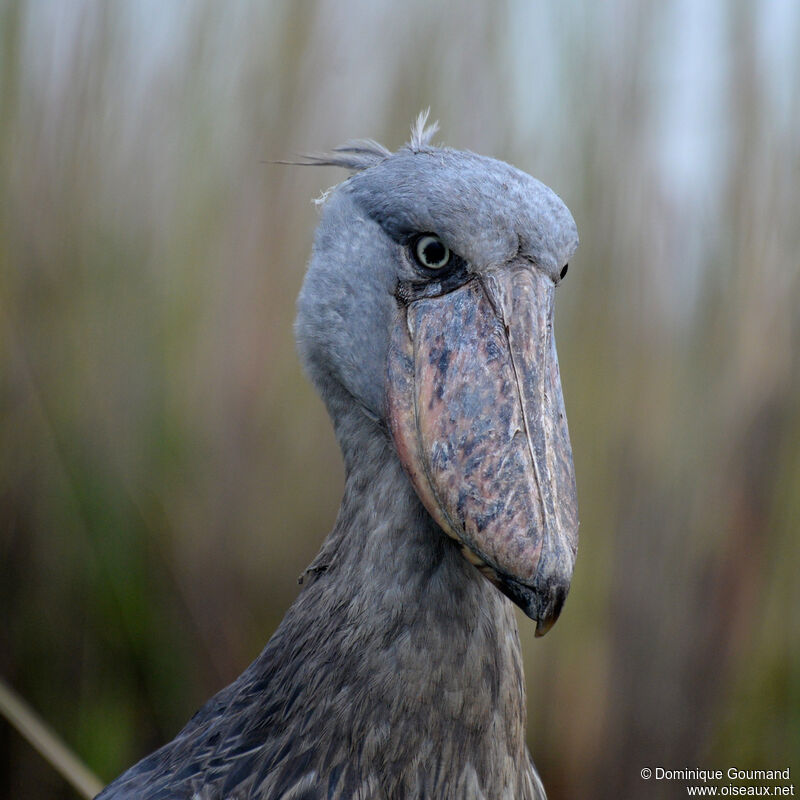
(243, 407), (534, 797)
(140, 406), (540, 799)
(106, 407), (541, 799)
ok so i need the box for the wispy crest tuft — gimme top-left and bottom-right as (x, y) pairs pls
(290, 139), (391, 173)
(408, 109), (439, 153)
(277, 113), (441, 175)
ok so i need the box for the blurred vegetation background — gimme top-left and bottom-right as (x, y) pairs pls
(1, 1), (798, 798)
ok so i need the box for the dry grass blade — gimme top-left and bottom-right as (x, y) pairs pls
(0, 678), (103, 799)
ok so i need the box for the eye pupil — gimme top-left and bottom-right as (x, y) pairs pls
(423, 240), (445, 264)
(560, 263), (569, 280)
(414, 234), (450, 270)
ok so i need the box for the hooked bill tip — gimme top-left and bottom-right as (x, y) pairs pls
(484, 564), (570, 636)
(533, 580), (569, 636)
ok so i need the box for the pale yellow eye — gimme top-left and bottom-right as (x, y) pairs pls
(414, 235), (451, 270)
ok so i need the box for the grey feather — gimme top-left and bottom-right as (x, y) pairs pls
(286, 110), (441, 172)
(299, 138), (392, 173)
(408, 108), (439, 152)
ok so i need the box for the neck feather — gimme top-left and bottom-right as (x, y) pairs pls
(129, 405), (540, 800)
(250, 405), (534, 796)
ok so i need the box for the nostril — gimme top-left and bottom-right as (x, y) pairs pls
(560, 263), (569, 280)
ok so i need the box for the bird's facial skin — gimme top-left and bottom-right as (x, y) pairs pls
(386, 254), (578, 636)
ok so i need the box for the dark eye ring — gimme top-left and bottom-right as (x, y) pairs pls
(412, 234), (451, 271)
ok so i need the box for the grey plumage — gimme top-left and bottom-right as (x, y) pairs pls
(97, 118), (579, 800)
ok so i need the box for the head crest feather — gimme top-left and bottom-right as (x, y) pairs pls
(279, 112), (440, 174)
(407, 108), (439, 152)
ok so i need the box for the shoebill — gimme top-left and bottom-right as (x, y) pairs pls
(97, 116), (580, 800)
